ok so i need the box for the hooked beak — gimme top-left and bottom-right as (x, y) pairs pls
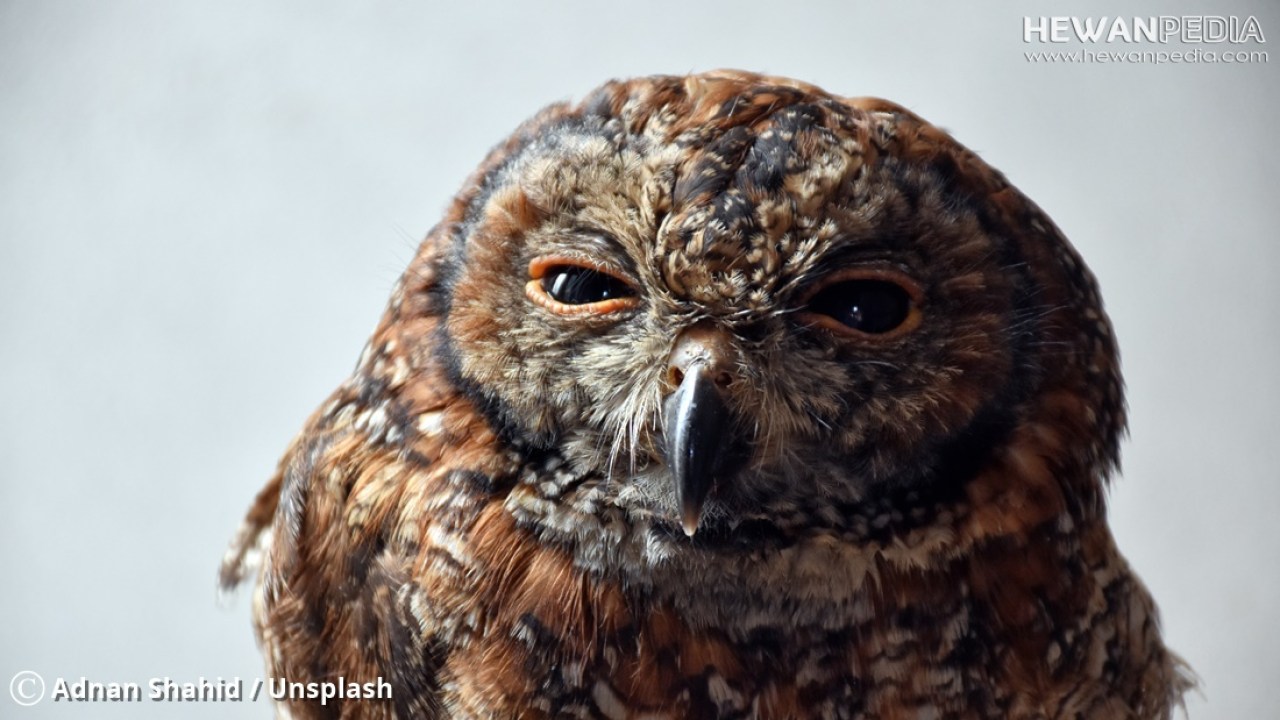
(662, 326), (736, 537)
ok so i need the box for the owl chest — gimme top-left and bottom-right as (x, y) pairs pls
(432, 550), (989, 719)
(445, 606), (989, 720)
(422, 496), (1006, 718)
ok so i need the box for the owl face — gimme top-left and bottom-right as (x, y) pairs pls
(437, 75), (1114, 544)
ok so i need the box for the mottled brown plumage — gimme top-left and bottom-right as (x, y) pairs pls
(223, 70), (1190, 718)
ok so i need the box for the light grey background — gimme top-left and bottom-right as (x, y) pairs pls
(2, 1), (1275, 718)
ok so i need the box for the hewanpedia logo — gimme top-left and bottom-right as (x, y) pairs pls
(1023, 16), (1265, 44)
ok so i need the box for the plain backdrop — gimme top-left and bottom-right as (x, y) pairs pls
(2, 1), (1276, 718)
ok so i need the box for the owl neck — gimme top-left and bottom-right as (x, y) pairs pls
(501, 444), (1111, 643)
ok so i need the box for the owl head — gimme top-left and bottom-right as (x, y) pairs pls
(410, 71), (1122, 548)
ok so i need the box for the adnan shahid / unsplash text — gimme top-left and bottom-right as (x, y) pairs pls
(8, 671), (391, 707)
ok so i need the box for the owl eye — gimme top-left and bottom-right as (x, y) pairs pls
(525, 258), (638, 316)
(801, 270), (923, 337)
(542, 266), (632, 304)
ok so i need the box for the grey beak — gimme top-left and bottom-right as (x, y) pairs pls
(663, 362), (731, 536)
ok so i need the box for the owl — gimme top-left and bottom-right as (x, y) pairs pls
(222, 70), (1191, 719)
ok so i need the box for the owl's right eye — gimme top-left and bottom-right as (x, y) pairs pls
(525, 258), (639, 316)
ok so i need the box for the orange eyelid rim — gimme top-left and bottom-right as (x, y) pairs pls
(797, 267), (925, 339)
(525, 256), (640, 316)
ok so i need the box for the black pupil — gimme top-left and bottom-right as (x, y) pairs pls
(541, 266), (632, 304)
(809, 279), (912, 334)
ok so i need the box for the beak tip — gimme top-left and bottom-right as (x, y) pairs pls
(664, 358), (730, 543)
(680, 513), (700, 537)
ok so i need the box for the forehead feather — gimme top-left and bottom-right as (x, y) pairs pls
(461, 71), (1040, 317)
(482, 79), (930, 311)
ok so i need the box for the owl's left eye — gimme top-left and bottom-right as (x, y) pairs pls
(526, 258), (638, 316)
(799, 269), (923, 338)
